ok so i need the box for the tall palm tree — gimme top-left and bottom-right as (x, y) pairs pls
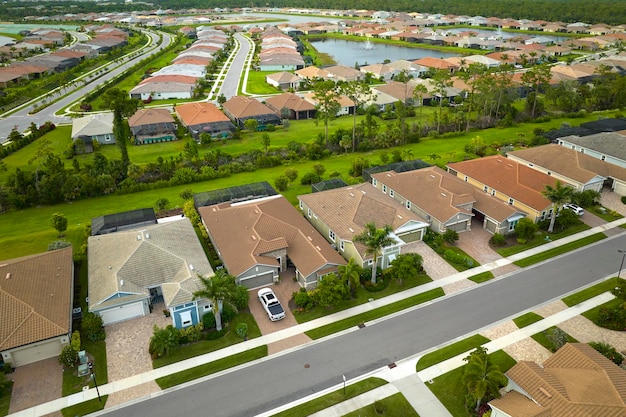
(193, 269), (238, 331)
(542, 180), (574, 233)
(354, 222), (395, 284)
(338, 258), (361, 293)
(463, 347), (507, 413)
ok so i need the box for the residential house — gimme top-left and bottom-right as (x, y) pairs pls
(88, 218), (214, 328)
(265, 92), (316, 120)
(298, 182), (429, 271)
(295, 65), (330, 81)
(359, 63), (400, 81)
(413, 56), (459, 73)
(128, 108), (177, 145)
(199, 194), (345, 289)
(151, 64), (206, 79)
(0, 247), (73, 367)
(489, 343), (626, 417)
(557, 131), (626, 169)
(71, 112), (115, 145)
(265, 71), (301, 90)
(303, 92), (355, 116)
(372, 166), (526, 235)
(325, 65), (363, 82)
(387, 60), (429, 78)
(222, 96), (282, 128)
(175, 102), (236, 140)
(129, 74), (198, 101)
(447, 156), (557, 223)
(91, 208), (157, 236)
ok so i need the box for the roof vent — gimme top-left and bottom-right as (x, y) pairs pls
(386, 173), (391, 177)
(307, 236), (312, 241)
(145, 233), (150, 239)
(190, 264), (194, 270)
(397, 215), (403, 219)
(349, 192), (355, 197)
(441, 193), (447, 197)
(348, 227), (354, 232)
(120, 279), (124, 286)
(507, 164), (513, 168)
(137, 235), (142, 240)
(5, 273), (10, 280)
(538, 387), (552, 398)
(315, 245), (321, 251)
(430, 175), (435, 179)
(251, 235), (257, 240)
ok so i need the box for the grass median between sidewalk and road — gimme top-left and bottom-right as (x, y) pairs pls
(468, 271), (495, 283)
(270, 377), (388, 417)
(416, 334), (490, 372)
(496, 224), (591, 257)
(305, 288), (445, 340)
(61, 396), (108, 417)
(343, 393), (420, 417)
(512, 233), (606, 267)
(562, 277), (622, 306)
(156, 345), (267, 390)
(512, 312), (544, 328)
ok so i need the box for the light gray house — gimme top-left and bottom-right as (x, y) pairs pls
(71, 112), (115, 145)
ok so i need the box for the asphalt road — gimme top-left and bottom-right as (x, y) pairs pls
(218, 32), (253, 100)
(103, 234), (626, 417)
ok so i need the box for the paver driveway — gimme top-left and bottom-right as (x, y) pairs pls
(8, 357), (62, 416)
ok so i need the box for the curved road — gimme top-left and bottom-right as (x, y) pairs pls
(0, 29), (173, 143)
(102, 234), (626, 417)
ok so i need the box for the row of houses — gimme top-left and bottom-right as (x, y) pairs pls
(257, 27), (305, 72)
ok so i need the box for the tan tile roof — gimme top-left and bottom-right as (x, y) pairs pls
(295, 65), (330, 79)
(508, 144), (626, 183)
(266, 71), (300, 83)
(265, 92), (316, 113)
(199, 195), (345, 278)
(138, 74), (198, 86)
(489, 390), (550, 417)
(222, 96), (276, 119)
(448, 156), (556, 211)
(0, 247), (73, 350)
(128, 108), (174, 127)
(492, 344), (626, 417)
(88, 219), (213, 311)
(175, 102), (230, 126)
(303, 92), (355, 108)
(298, 182), (427, 261)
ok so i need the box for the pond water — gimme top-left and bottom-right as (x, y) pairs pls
(309, 38), (458, 66)
(445, 27), (567, 43)
(0, 23), (78, 35)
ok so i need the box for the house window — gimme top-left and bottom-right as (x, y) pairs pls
(508, 220), (518, 232)
(329, 229), (336, 241)
(389, 189), (394, 197)
(180, 311), (192, 328)
(547, 171), (551, 175)
(382, 185), (387, 194)
(601, 155), (606, 161)
(541, 211), (546, 220)
(508, 197), (514, 205)
(307, 208), (312, 218)
(204, 305), (211, 311)
(367, 259), (374, 266)
(483, 185), (488, 193)
(491, 190), (496, 196)
(406, 201), (411, 210)
(372, 179), (377, 186)
(340, 240), (344, 251)
(580, 149), (585, 154)
(464, 176), (468, 182)
(299, 201), (303, 209)
(571, 145), (575, 149)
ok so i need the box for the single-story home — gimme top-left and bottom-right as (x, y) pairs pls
(175, 102), (236, 140)
(199, 194), (345, 290)
(303, 92), (355, 116)
(222, 96), (282, 128)
(557, 131), (626, 169)
(298, 182), (429, 271)
(129, 75), (198, 101)
(128, 108), (177, 145)
(265, 92), (316, 120)
(71, 112), (115, 145)
(88, 219), (214, 328)
(1, 247), (73, 367)
(266, 71), (301, 90)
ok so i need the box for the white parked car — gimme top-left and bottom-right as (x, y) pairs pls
(563, 203), (584, 216)
(258, 288), (285, 321)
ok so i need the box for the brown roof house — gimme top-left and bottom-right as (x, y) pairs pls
(175, 102), (235, 140)
(298, 182), (429, 271)
(448, 156), (558, 223)
(222, 96), (281, 128)
(372, 166), (527, 235)
(556, 132), (626, 170)
(129, 75), (198, 101)
(88, 219), (214, 328)
(265, 71), (301, 91)
(489, 343), (626, 417)
(1, 247), (73, 367)
(265, 92), (316, 120)
(199, 194), (345, 290)
(128, 108), (177, 145)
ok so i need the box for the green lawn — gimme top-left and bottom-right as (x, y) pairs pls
(305, 288), (445, 340)
(496, 223), (592, 257)
(581, 298), (623, 324)
(152, 312), (261, 368)
(245, 70), (282, 95)
(270, 377), (388, 417)
(512, 233), (606, 267)
(343, 393), (420, 417)
(588, 205), (624, 222)
(562, 278), (623, 307)
(467, 271), (495, 283)
(531, 327), (578, 352)
(0, 381), (13, 416)
(156, 345), (267, 389)
(435, 244), (481, 272)
(295, 274), (433, 323)
(428, 350), (516, 417)
(416, 334), (490, 372)
(512, 312), (544, 328)
(61, 396), (108, 417)
(61, 339), (108, 397)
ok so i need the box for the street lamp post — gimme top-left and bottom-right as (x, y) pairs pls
(618, 250), (626, 280)
(88, 362), (101, 402)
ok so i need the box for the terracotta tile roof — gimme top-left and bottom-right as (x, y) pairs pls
(0, 247), (73, 350)
(448, 156), (556, 211)
(265, 92), (316, 113)
(491, 344), (626, 417)
(303, 92), (355, 108)
(175, 102), (230, 126)
(222, 96), (276, 119)
(489, 390), (550, 417)
(413, 56), (458, 70)
(298, 182), (428, 261)
(128, 108), (174, 127)
(508, 144), (626, 183)
(138, 74), (198, 86)
(199, 195), (345, 278)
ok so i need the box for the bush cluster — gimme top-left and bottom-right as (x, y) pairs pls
(589, 341), (624, 365)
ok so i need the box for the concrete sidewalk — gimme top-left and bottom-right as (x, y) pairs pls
(8, 220), (626, 417)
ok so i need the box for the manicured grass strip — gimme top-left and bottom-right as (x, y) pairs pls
(153, 313), (261, 368)
(582, 298), (623, 324)
(343, 393), (420, 417)
(496, 224), (591, 257)
(512, 312), (544, 328)
(416, 334), (490, 372)
(61, 396), (108, 417)
(245, 70), (282, 95)
(531, 327), (579, 352)
(468, 271), (494, 284)
(513, 233), (606, 267)
(271, 377), (387, 417)
(588, 205), (623, 222)
(0, 381), (13, 416)
(305, 288), (445, 340)
(562, 278), (623, 307)
(61, 339), (108, 397)
(156, 345), (267, 389)
(427, 350), (516, 417)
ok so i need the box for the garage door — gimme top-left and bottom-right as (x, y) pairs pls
(99, 301), (145, 325)
(241, 272), (274, 289)
(485, 219), (497, 234)
(447, 221), (468, 232)
(10, 339), (64, 367)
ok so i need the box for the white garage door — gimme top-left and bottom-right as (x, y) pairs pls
(11, 339), (64, 367)
(99, 301), (145, 325)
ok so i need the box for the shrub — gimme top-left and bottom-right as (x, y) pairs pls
(621, 196), (626, 205)
(82, 312), (105, 341)
(596, 307), (626, 331)
(444, 250), (474, 268)
(274, 175), (289, 191)
(71, 330), (81, 352)
(300, 172), (322, 185)
(588, 341), (624, 365)
(59, 345), (79, 368)
(48, 240), (72, 251)
(363, 273), (388, 292)
(515, 218), (538, 241)
(206, 328), (227, 340)
(202, 312), (216, 329)
(545, 327), (568, 352)
(293, 289), (314, 310)
(443, 229), (459, 245)
(181, 323), (204, 343)
(374, 400), (386, 414)
(221, 304), (237, 324)
(235, 323), (248, 339)
(516, 238), (527, 245)
(233, 285), (250, 310)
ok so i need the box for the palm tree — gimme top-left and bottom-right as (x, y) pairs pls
(354, 222), (395, 284)
(463, 347), (507, 413)
(193, 269), (238, 331)
(338, 258), (361, 293)
(542, 180), (574, 233)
